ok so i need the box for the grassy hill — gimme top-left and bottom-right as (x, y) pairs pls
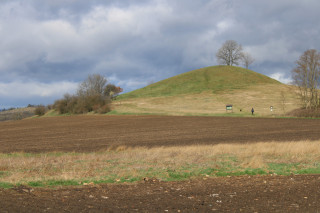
(113, 66), (300, 116)
(120, 66), (281, 99)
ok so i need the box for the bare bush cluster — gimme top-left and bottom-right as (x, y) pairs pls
(287, 108), (320, 118)
(54, 74), (122, 114)
(34, 105), (47, 116)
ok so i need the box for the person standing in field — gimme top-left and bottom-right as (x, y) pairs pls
(251, 107), (254, 115)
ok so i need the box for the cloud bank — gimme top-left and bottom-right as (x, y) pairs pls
(0, 0), (320, 107)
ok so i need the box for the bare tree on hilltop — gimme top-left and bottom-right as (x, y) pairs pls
(216, 40), (243, 66)
(241, 52), (255, 69)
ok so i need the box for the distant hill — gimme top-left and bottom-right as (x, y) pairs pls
(0, 107), (35, 122)
(113, 66), (299, 116)
(120, 65), (281, 99)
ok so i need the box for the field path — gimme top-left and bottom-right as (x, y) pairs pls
(1, 115), (320, 153)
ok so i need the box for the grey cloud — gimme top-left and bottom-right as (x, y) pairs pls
(0, 0), (320, 107)
(0, 80), (78, 108)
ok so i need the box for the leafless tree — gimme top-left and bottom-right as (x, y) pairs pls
(280, 91), (286, 115)
(216, 40), (243, 66)
(241, 52), (255, 69)
(292, 49), (320, 109)
(54, 74), (122, 114)
(77, 74), (107, 97)
(76, 74), (109, 113)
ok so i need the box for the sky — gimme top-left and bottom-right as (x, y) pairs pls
(1, 0), (320, 108)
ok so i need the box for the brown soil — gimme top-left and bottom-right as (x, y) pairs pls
(0, 175), (319, 212)
(1, 115), (320, 153)
(1, 115), (320, 212)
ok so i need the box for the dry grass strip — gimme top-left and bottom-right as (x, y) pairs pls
(0, 140), (319, 184)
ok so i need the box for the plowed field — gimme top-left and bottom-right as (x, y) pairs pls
(1, 115), (320, 153)
(0, 175), (319, 212)
(1, 115), (320, 212)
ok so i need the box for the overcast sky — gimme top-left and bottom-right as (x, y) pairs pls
(1, 0), (320, 108)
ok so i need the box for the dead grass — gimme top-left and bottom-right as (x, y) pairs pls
(112, 84), (301, 116)
(0, 140), (319, 184)
(0, 107), (36, 121)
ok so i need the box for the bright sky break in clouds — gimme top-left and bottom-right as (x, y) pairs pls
(0, 0), (320, 107)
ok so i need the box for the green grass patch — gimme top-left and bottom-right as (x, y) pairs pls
(43, 110), (72, 117)
(1, 162), (320, 189)
(0, 171), (10, 178)
(296, 167), (320, 174)
(47, 179), (79, 186)
(267, 163), (300, 175)
(28, 181), (46, 187)
(166, 170), (194, 181)
(119, 65), (280, 99)
(0, 182), (13, 189)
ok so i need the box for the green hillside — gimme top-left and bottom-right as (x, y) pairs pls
(113, 65), (299, 116)
(120, 65), (281, 99)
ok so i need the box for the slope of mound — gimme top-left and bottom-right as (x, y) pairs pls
(120, 65), (281, 99)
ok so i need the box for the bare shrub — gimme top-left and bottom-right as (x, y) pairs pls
(93, 104), (111, 114)
(280, 91), (286, 115)
(104, 84), (123, 99)
(54, 99), (68, 114)
(34, 105), (46, 116)
(53, 74), (121, 114)
(287, 108), (320, 118)
(66, 96), (79, 114)
(76, 94), (108, 113)
(47, 104), (53, 110)
(241, 52), (255, 69)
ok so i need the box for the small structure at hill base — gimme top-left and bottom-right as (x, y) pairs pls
(226, 104), (233, 113)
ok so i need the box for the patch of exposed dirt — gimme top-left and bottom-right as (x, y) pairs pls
(0, 175), (319, 212)
(1, 115), (320, 153)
